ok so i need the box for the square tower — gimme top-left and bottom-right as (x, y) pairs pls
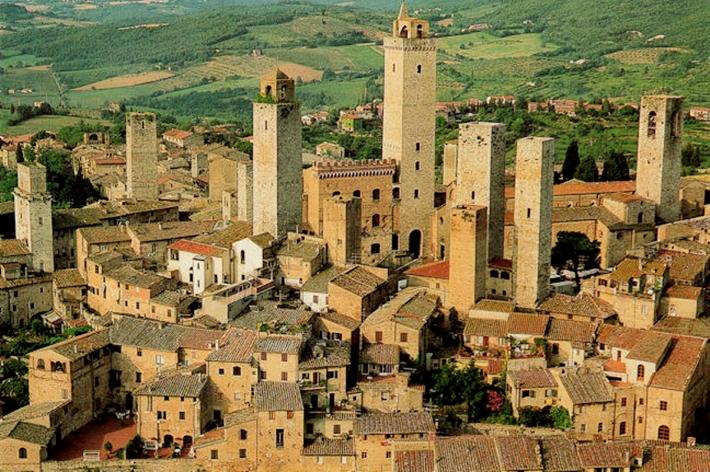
(14, 162), (53, 272)
(237, 159), (253, 224)
(456, 122), (507, 260)
(126, 112), (158, 201)
(323, 195), (362, 267)
(382, 3), (437, 258)
(512, 137), (555, 309)
(252, 69), (302, 239)
(636, 95), (683, 223)
(448, 204), (488, 314)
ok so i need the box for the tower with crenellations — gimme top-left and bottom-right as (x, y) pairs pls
(252, 69), (302, 239)
(14, 162), (53, 272)
(126, 112), (158, 201)
(382, 2), (437, 258)
(636, 95), (683, 223)
(512, 137), (555, 310)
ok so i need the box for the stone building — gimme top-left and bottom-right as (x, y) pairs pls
(512, 137), (555, 309)
(322, 195), (362, 267)
(635, 95), (684, 223)
(126, 112), (158, 201)
(252, 69), (302, 239)
(382, 3), (437, 257)
(14, 162), (53, 273)
(448, 205), (488, 314)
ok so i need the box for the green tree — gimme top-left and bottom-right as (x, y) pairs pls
(561, 140), (580, 181)
(574, 156), (598, 182)
(551, 231), (600, 289)
(601, 150), (630, 181)
(15, 144), (23, 163)
(682, 143), (702, 168)
(551, 406), (572, 430)
(518, 406), (553, 427)
(432, 362), (487, 422)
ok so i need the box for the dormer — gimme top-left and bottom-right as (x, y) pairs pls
(391, 2), (429, 39)
(259, 68), (295, 103)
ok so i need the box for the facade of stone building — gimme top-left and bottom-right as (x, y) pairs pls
(382, 5), (437, 258)
(322, 196), (361, 267)
(636, 95), (684, 223)
(126, 112), (158, 201)
(448, 205), (488, 314)
(14, 162), (54, 273)
(512, 137), (555, 309)
(252, 70), (302, 239)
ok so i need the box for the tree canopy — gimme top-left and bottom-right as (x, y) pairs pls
(574, 156), (599, 182)
(561, 139), (580, 181)
(551, 231), (600, 288)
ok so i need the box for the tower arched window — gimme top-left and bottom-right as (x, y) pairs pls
(637, 364), (645, 381)
(658, 425), (670, 441)
(36, 359), (45, 370)
(490, 270), (499, 279)
(372, 214), (380, 227)
(647, 111), (657, 138)
(372, 189), (380, 201)
(399, 26), (408, 38)
(619, 421), (627, 435)
(19, 448), (27, 459)
(416, 24), (424, 38)
(353, 190), (361, 198)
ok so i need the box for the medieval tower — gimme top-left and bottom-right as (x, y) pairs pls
(252, 69), (302, 239)
(14, 162), (53, 273)
(323, 196), (362, 267)
(382, 2), (437, 258)
(448, 204), (488, 314)
(456, 122), (507, 261)
(512, 137), (555, 310)
(126, 112), (158, 201)
(636, 95), (683, 223)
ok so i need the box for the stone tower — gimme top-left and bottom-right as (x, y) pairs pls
(14, 162), (53, 272)
(448, 204), (488, 314)
(456, 122), (507, 261)
(382, 2), (437, 258)
(252, 69), (302, 239)
(323, 196), (362, 267)
(237, 159), (253, 224)
(636, 95), (683, 223)
(126, 112), (158, 201)
(512, 137), (554, 310)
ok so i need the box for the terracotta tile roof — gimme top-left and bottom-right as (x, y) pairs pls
(435, 436), (500, 472)
(317, 310), (361, 331)
(249, 232), (275, 249)
(538, 292), (616, 320)
(78, 226), (131, 245)
(301, 265), (341, 293)
(109, 317), (221, 352)
(559, 369), (613, 404)
(39, 329), (109, 361)
(406, 260), (449, 279)
(540, 436), (582, 471)
(223, 407), (256, 428)
(597, 324), (641, 350)
(363, 288), (437, 331)
(0, 239), (30, 257)
(0, 421), (55, 445)
(330, 266), (386, 296)
(129, 220), (217, 243)
(163, 128), (193, 140)
(546, 319), (595, 344)
(299, 340), (351, 369)
(106, 265), (167, 289)
(93, 157), (126, 165)
(169, 239), (225, 257)
(253, 381), (303, 411)
(354, 412), (435, 435)
(653, 317), (710, 339)
(255, 335), (302, 354)
(472, 299), (515, 314)
(489, 257), (513, 269)
(360, 343), (399, 365)
(1, 401), (69, 423)
(231, 302), (312, 331)
(642, 444), (710, 472)
(504, 180), (635, 199)
(52, 207), (104, 230)
(464, 317), (507, 338)
(195, 220), (252, 248)
(608, 257), (666, 283)
(496, 435), (543, 471)
(664, 252), (708, 283)
(664, 284), (703, 299)
(603, 192), (649, 204)
(627, 331), (672, 364)
(53, 268), (86, 288)
(303, 438), (354, 457)
(507, 313), (549, 336)
(276, 238), (323, 261)
(650, 336), (706, 391)
(135, 372), (207, 397)
(394, 450), (434, 472)
(207, 328), (257, 363)
(576, 443), (631, 468)
(508, 368), (557, 389)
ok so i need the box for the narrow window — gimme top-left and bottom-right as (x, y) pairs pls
(637, 365), (645, 381)
(414, 189), (419, 199)
(416, 64), (422, 74)
(415, 161), (420, 170)
(276, 429), (284, 448)
(647, 111), (657, 138)
(415, 142), (421, 151)
(372, 214), (380, 227)
(619, 421), (626, 435)
(372, 189), (380, 200)
(527, 208), (531, 218)
(19, 448), (27, 459)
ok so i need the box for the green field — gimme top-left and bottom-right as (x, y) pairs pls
(0, 114), (110, 135)
(0, 66), (61, 106)
(438, 32), (557, 60)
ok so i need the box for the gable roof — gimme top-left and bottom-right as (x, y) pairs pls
(508, 368), (557, 389)
(135, 372), (207, 398)
(546, 319), (596, 344)
(559, 369), (613, 404)
(329, 266), (386, 296)
(507, 313), (549, 336)
(0, 421), (54, 445)
(406, 260), (449, 280)
(253, 381), (303, 411)
(354, 412), (435, 435)
(435, 436), (500, 472)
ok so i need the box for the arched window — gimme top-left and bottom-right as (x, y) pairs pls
(18, 448), (27, 459)
(265, 85), (272, 96)
(501, 271), (510, 280)
(372, 189), (380, 200)
(647, 111), (657, 138)
(399, 26), (408, 38)
(392, 188), (400, 199)
(353, 190), (361, 198)
(372, 214), (380, 227)
(490, 270), (499, 279)
(416, 24), (424, 38)
(332, 191), (341, 197)
(619, 421), (626, 435)
(637, 364), (645, 381)
(671, 110), (681, 137)
(658, 425), (670, 441)
(36, 359), (45, 370)
(240, 429), (248, 440)
(370, 243), (381, 255)
(240, 250), (246, 265)
(413, 189), (419, 199)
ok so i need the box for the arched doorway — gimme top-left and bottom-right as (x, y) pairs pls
(408, 230), (422, 259)
(163, 434), (174, 448)
(125, 393), (133, 411)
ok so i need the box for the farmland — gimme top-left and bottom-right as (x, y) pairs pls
(0, 114), (110, 135)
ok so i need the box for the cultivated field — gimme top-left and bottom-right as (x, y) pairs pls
(607, 47), (690, 64)
(73, 70), (175, 91)
(0, 114), (110, 135)
(437, 32), (557, 60)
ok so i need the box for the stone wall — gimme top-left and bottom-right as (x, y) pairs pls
(126, 113), (158, 201)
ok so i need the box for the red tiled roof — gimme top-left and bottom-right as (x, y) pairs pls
(650, 336), (706, 390)
(505, 180), (635, 198)
(507, 313), (549, 336)
(489, 257), (512, 269)
(93, 157), (126, 165)
(169, 239), (224, 257)
(394, 450), (434, 472)
(163, 129), (193, 140)
(406, 260), (449, 279)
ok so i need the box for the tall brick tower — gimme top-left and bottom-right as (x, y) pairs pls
(14, 162), (53, 272)
(252, 69), (302, 239)
(456, 122), (507, 261)
(126, 112), (158, 201)
(512, 137), (554, 310)
(448, 204), (488, 314)
(323, 196), (362, 267)
(636, 95), (683, 223)
(382, 2), (437, 258)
